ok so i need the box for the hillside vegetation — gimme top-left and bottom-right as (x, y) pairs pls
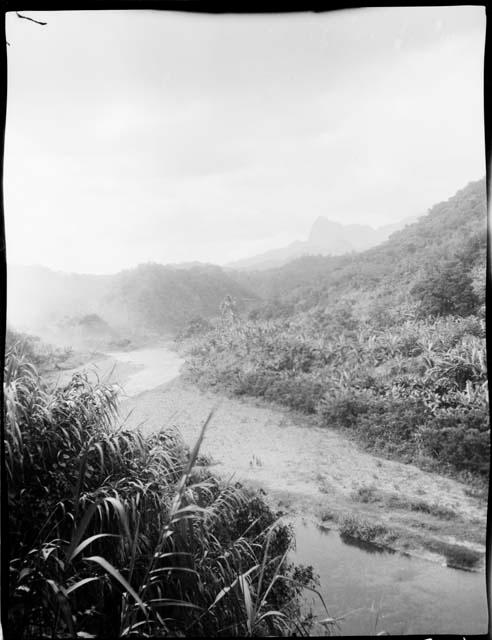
(178, 179), (489, 483)
(231, 178), (486, 314)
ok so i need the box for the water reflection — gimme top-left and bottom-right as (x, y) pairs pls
(339, 533), (396, 555)
(291, 519), (488, 636)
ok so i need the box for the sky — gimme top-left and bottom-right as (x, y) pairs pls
(4, 6), (486, 274)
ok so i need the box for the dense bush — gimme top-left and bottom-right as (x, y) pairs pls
(5, 342), (319, 639)
(178, 301), (489, 479)
(321, 394), (429, 453)
(417, 407), (490, 474)
(411, 259), (479, 318)
(338, 514), (390, 544)
(175, 316), (214, 341)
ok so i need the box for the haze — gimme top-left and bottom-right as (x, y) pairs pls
(4, 6), (486, 274)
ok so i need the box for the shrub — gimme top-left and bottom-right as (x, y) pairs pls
(175, 316), (214, 341)
(338, 514), (388, 543)
(444, 545), (482, 570)
(411, 260), (480, 318)
(424, 540), (482, 570)
(319, 391), (373, 429)
(318, 508), (336, 522)
(417, 408), (490, 475)
(386, 495), (457, 519)
(350, 486), (381, 504)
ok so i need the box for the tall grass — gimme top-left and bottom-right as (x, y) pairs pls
(5, 341), (320, 638)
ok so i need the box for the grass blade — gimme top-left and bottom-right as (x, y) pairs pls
(84, 555), (146, 614)
(69, 533), (119, 563)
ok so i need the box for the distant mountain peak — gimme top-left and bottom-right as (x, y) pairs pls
(227, 215), (416, 271)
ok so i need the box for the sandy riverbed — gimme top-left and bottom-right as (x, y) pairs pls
(118, 376), (487, 566)
(48, 348), (488, 568)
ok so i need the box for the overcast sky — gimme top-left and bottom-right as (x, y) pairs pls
(5, 6), (486, 274)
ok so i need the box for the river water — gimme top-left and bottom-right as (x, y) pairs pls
(106, 345), (184, 396)
(292, 519), (488, 636)
(107, 345), (489, 636)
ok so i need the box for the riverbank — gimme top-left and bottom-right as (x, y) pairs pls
(102, 359), (486, 572)
(45, 346), (487, 572)
(41, 345), (488, 633)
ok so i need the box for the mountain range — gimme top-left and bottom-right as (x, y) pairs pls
(7, 178), (485, 345)
(226, 216), (417, 271)
(229, 178), (486, 308)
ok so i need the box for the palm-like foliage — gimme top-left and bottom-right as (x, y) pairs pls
(178, 303), (489, 479)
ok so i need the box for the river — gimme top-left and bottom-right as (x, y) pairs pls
(89, 344), (489, 636)
(292, 519), (487, 635)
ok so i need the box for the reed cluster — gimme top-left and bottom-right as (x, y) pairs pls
(5, 341), (319, 638)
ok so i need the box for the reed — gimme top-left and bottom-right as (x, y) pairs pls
(5, 341), (320, 638)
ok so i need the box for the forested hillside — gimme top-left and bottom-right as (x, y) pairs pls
(101, 263), (256, 333)
(230, 178), (486, 321)
(8, 262), (256, 342)
(178, 178), (489, 483)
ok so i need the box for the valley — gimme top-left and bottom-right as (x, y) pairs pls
(4, 7), (487, 636)
(55, 344), (487, 564)
(47, 342), (488, 635)
(6, 177), (489, 637)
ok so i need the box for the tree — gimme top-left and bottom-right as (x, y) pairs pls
(411, 260), (479, 317)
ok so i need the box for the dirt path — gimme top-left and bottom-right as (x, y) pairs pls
(114, 374), (487, 566)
